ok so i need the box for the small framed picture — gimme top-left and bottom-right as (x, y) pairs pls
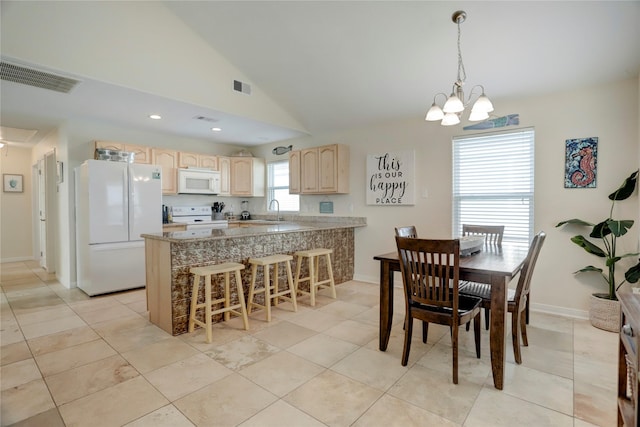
(3, 174), (23, 192)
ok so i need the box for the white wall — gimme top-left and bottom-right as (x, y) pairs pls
(254, 77), (640, 318)
(0, 146), (33, 262)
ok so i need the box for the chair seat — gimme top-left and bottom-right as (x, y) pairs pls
(410, 294), (482, 315)
(459, 281), (516, 302)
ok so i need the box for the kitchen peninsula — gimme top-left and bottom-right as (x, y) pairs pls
(142, 216), (366, 335)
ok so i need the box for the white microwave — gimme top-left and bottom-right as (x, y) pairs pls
(177, 168), (221, 194)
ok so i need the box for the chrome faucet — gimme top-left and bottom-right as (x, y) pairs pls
(268, 199), (280, 221)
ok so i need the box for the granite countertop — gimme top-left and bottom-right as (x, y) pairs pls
(142, 216), (366, 243)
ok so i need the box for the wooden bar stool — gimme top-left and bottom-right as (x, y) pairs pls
(188, 262), (249, 343)
(294, 248), (336, 306)
(247, 254), (298, 322)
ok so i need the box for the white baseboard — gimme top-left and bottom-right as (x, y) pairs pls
(1, 256), (36, 263)
(531, 302), (589, 320)
(354, 273), (590, 320)
(353, 273), (403, 288)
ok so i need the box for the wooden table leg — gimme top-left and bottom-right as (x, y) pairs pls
(489, 275), (508, 390)
(379, 260), (394, 351)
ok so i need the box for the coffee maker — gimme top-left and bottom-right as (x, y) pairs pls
(240, 200), (251, 220)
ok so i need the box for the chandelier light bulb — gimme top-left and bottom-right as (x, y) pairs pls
(468, 109), (490, 122)
(443, 93), (464, 113)
(471, 94), (494, 113)
(425, 103), (444, 121)
(441, 112), (460, 126)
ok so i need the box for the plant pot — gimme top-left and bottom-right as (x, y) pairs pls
(589, 293), (620, 332)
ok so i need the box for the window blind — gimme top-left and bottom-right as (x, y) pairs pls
(267, 160), (299, 212)
(452, 128), (535, 247)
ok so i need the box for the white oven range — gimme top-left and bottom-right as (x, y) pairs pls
(171, 206), (228, 230)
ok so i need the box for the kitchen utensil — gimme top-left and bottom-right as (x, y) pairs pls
(240, 200), (250, 220)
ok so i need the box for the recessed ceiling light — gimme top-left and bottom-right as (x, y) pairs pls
(149, 114), (162, 120)
(211, 127), (222, 132)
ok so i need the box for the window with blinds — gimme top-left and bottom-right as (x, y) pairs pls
(267, 160), (299, 211)
(452, 128), (535, 247)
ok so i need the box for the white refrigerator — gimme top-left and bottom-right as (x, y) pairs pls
(75, 159), (162, 296)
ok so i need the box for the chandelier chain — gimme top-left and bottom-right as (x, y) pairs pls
(456, 19), (466, 86)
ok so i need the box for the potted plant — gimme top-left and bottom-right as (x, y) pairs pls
(556, 170), (640, 331)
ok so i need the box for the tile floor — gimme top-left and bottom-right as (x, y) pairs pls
(1, 260), (617, 426)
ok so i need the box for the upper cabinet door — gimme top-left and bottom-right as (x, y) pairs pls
(124, 144), (151, 164)
(289, 150), (301, 194)
(318, 145), (339, 193)
(230, 157), (264, 197)
(199, 155), (218, 170)
(218, 156), (231, 196)
(151, 149), (178, 194)
(178, 152), (199, 169)
(301, 148), (319, 193)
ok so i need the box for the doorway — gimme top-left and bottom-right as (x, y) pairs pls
(37, 150), (57, 272)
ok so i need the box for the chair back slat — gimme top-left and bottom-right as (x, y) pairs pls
(514, 231), (546, 305)
(396, 237), (460, 312)
(462, 224), (505, 246)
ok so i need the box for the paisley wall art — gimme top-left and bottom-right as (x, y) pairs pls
(564, 137), (597, 188)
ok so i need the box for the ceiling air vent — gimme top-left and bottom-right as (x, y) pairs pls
(0, 61), (80, 93)
(233, 79), (251, 95)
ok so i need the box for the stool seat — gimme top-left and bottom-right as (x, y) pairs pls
(248, 254), (293, 266)
(191, 262), (246, 276)
(248, 254), (297, 322)
(294, 248), (336, 306)
(188, 262), (249, 343)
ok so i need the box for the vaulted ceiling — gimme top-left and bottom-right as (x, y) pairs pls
(1, 1), (639, 147)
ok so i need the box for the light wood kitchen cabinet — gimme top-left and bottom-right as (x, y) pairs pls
(94, 141), (151, 164)
(218, 156), (231, 196)
(178, 152), (218, 170)
(289, 150), (301, 194)
(199, 155), (218, 170)
(298, 144), (349, 194)
(230, 157), (265, 197)
(152, 148), (178, 194)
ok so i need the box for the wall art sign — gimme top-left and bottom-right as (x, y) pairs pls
(366, 150), (414, 205)
(565, 137), (597, 188)
(3, 174), (23, 192)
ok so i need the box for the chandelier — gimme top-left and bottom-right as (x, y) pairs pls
(425, 10), (494, 126)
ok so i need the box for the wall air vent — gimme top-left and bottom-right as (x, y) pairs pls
(194, 115), (219, 123)
(233, 79), (251, 95)
(0, 61), (80, 93)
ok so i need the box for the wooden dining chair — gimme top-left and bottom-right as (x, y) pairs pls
(459, 231), (546, 364)
(462, 224), (505, 246)
(395, 225), (417, 238)
(395, 236), (482, 384)
(460, 224), (506, 328)
(394, 226), (423, 337)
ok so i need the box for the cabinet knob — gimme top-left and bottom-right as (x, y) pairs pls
(622, 324), (634, 337)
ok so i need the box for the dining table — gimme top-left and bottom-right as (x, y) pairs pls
(373, 244), (528, 390)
